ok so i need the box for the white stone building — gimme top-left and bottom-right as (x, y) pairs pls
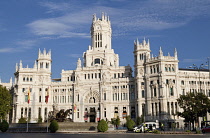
(6, 13), (210, 129)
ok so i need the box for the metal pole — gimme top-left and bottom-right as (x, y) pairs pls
(208, 57), (210, 81)
(27, 103), (29, 132)
(47, 112), (48, 132)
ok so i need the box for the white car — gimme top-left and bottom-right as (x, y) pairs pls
(133, 122), (157, 133)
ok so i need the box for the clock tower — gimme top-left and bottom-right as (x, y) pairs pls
(83, 13), (119, 67)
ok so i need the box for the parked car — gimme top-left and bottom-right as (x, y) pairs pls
(133, 122), (158, 133)
(202, 126), (210, 133)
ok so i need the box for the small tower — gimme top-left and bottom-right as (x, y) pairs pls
(37, 49), (52, 72)
(134, 38), (151, 76)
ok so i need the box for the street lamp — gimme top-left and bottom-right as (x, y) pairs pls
(189, 64), (205, 93)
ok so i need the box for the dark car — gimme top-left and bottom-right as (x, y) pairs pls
(202, 126), (210, 133)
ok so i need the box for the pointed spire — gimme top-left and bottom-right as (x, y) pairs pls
(34, 60), (37, 69)
(16, 63), (18, 71)
(10, 77), (12, 84)
(102, 12), (104, 20)
(77, 58), (81, 68)
(0, 77), (1, 84)
(174, 48), (178, 59)
(143, 37), (146, 46)
(93, 13), (96, 21)
(168, 52), (170, 56)
(159, 47), (163, 57)
(48, 49), (51, 55)
(135, 38), (139, 46)
(147, 39), (150, 48)
(19, 60), (22, 68)
(43, 48), (46, 55)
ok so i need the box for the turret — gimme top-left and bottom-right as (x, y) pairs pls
(37, 49), (52, 72)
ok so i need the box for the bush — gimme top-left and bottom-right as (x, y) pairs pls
(38, 115), (43, 123)
(0, 120), (9, 132)
(185, 130), (191, 132)
(153, 129), (160, 134)
(49, 120), (59, 133)
(126, 116), (135, 131)
(18, 117), (27, 123)
(97, 119), (108, 132)
(196, 130), (201, 134)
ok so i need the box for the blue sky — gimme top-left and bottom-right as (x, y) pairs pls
(0, 0), (210, 82)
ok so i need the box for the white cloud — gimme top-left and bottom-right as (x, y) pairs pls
(39, 1), (71, 13)
(0, 39), (38, 53)
(182, 59), (204, 63)
(27, 0), (210, 38)
(0, 48), (17, 53)
(67, 54), (81, 58)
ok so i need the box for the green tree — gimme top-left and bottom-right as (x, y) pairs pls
(97, 119), (108, 132)
(0, 120), (9, 132)
(115, 116), (120, 129)
(49, 120), (59, 133)
(177, 92), (210, 129)
(126, 116), (135, 131)
(0, 85), (12, 120)
(136, 115), (144, 126)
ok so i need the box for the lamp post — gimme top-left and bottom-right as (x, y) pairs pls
(189, 63), (208, 129)
(189, 64), (205, 93)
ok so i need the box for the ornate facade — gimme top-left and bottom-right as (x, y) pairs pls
(5, 13), (210, 128)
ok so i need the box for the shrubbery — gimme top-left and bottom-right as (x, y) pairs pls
(37, 115), (43, 123)
(0, 120), (9, 132)
(97, 119), (108, 132)
(153, 129), (160, 134)
(126, 116), (135, 131)
(18, 117), (27, 123)
(49, 120), (59, 133)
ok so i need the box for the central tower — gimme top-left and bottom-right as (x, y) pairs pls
(91, 13), (111, 50)
(83, 13), (119, 67)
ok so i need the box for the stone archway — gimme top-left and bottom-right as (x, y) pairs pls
(84, 89), (99, 122)
(84, 90), (99, 104)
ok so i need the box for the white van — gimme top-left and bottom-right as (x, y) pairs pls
(133, 122), (158, 133)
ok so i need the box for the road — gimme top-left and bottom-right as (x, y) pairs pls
(0, 133), (209, 138)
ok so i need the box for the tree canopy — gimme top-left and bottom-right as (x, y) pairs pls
(177, 92), (210, 123)
(0, 85), (12, 120)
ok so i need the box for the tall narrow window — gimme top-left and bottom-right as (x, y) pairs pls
(104, 93), (106, 100)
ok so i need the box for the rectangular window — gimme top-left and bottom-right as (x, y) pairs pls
(142, 90), (145, 98)
(39, 96), (41, 103)
(22, 88), (25, 92)
(25, 95), (28, 102)
(77, 109), (79, 118)
(104, 93), (106, 100)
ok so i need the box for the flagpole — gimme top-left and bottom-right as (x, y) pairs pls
(46, 86), (49, 133)
(27, 103), (29, 132)
(26, 87), (30, 132)
(47, 112), (48, 132)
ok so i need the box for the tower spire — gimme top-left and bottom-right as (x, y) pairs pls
(159, 47), (163, 57)
(174, 48), (178, 59)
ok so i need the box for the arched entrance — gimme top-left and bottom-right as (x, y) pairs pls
(89, 107), (96, 122)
